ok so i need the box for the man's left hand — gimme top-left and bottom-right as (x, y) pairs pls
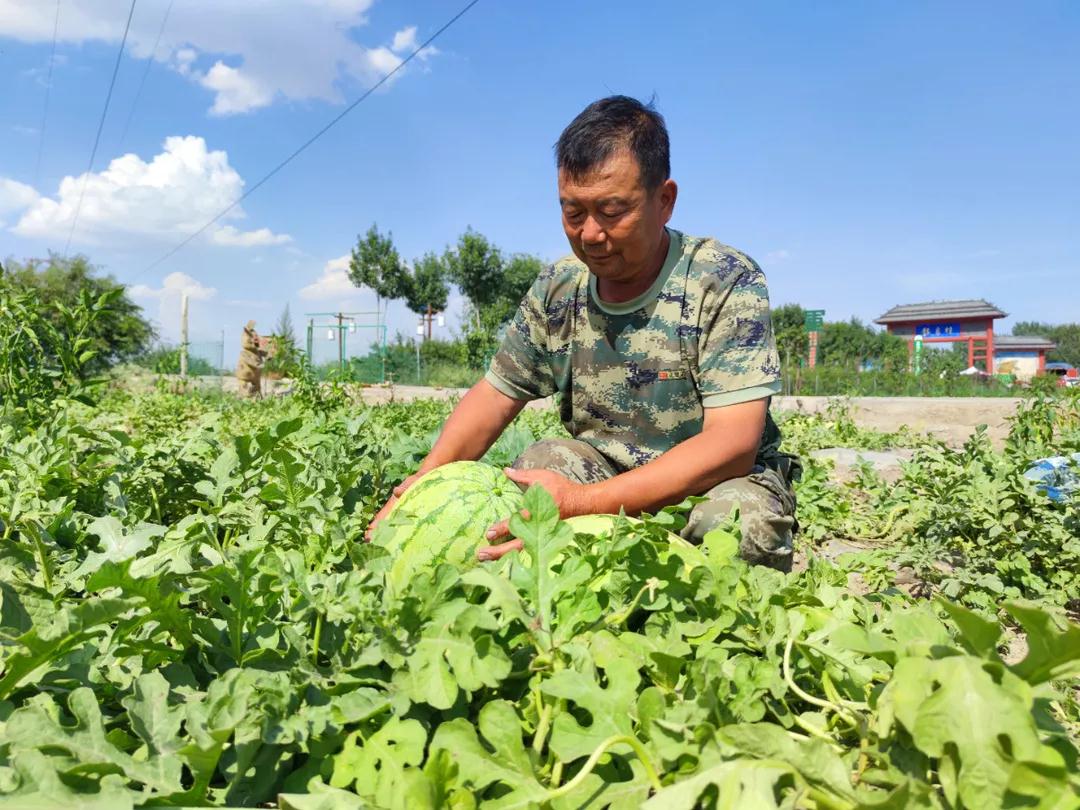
(477, 468), (589, 561)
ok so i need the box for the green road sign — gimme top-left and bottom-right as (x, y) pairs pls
(804, 309), (825, 332)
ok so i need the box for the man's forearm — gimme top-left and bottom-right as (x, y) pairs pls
(579, 401), (766, 516)
(418, 379), (528, 473)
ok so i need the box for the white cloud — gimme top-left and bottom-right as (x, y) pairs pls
(389, 24), (438, 62)
(11, 124), (39, 136)
(129, 272), (216, 340)
(392, 26), (418, 53)
(764, 249), (791, 263)
(365, 46), (404, 76)
(130, 271), (216, 301)
(299, 254), (361, 301)
(212, 225), (292, 248)
(7, 135), (289, 248)
(0, 178), (39, 216)
(201, 62), (275, 116)
(0, 1), (440, 115)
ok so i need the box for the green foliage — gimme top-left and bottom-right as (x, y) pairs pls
(444, 227), (504, 318)
(136, 345), (218, 376)
(782, 364), (1027, 397)
(266, 304), (303, 378)
(0, 389), (1077, 808)
(483, 253), (543, 325)
(403, 252), (450, 316)
(0, 276), (122, 423)
(348, 224), (410, 309)
(323, 336), (476, 386)
(817, 317), (907, 370)
(1, 254), (155, 369)
(772, 302), (808, 367)
(789, 393), (1080, 613)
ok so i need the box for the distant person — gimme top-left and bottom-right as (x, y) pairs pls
(236, 320), (266, 398)
(369, 96), (800, 570)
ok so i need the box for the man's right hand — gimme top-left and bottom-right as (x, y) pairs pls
(364, 471), (424, 541)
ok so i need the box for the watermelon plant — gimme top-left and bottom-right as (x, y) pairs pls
(0, 388), (1076, 809)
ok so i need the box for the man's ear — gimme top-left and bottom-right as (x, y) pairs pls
(659, 178), (678, 223)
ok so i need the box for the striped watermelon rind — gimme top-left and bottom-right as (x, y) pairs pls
(373, 461), (524, 592)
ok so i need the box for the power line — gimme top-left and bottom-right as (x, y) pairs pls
(117, 0), (175, 151)
(33, 0), (62, 189)
(63, 0), (138, 256)
(133, 0), (481, 281)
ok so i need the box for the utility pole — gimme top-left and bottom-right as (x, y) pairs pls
(421, 304), (444, 341)
(336, 312), (345, 370)
(179, 293), (189, 378)
(333, 312), (358, 371)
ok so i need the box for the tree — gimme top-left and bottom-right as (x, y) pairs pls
(274, 303), (297, 346)
(2, 253), (155, 369)
(348, 224), (410, 316)
(445, 228), (504, 326)
(266, 303), (301, 377)
(482, 253), (543, 327)
(771, 303), (808, 369)
(404, 252), (450, 316)
(818, 318), (909, 370)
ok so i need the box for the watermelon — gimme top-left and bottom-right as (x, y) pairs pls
(373, 461), (524, 592)
(563, 513), (709, 580)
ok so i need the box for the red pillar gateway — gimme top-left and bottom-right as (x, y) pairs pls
(874, 299), (1007, 374)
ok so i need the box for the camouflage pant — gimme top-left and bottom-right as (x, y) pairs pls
(512, 438), (797, 572)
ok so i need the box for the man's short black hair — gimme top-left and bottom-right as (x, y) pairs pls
(555, 95), (670, 190)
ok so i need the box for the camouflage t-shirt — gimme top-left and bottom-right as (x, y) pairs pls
(485, 228), (784, 473)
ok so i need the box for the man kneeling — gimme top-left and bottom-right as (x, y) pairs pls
(369, 96), (800, 570)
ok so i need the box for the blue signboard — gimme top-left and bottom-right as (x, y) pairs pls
(915, 322), (962, 338)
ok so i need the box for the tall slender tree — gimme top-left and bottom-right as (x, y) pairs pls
(404, 253), (450, 318)
(444, 228), (503, 328)
(348, 224), (410, 317)
(484, 253), (543, 326)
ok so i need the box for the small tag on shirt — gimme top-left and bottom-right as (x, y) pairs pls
(656, 369), (688, 381)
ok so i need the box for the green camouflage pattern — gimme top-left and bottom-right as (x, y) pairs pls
(487, 228), (787, 472)
(512, 438), (796, 571)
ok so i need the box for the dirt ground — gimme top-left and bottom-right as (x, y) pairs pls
(770, 395), (1022, 447)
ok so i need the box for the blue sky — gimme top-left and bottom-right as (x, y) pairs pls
(1, 1), (1077, 364)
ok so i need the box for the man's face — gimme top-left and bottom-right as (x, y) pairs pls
(558, 149), (677, 283)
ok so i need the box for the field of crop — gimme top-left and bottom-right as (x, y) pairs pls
(0, 384), (1078, 809)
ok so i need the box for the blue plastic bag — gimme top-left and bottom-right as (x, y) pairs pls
(1023, 453), (1080, 502)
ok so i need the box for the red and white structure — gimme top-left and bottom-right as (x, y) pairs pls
(992, 335), (1057, 380)
(874, 299), (1006, 373)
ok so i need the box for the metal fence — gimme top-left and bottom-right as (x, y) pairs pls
(305, 313), (388, 383)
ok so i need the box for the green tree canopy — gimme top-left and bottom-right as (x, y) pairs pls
(817, 318), (907, 370)
(274, 303), (297, 346)
(404, 252), (450, 316)
(483, 253), (543, 327)
(266, 303), (301, 377)
(2, 254), (155, 369)
(771, 303), (808, 368)
(445, 228), (504, 319)
(349, 224), (410, 312)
